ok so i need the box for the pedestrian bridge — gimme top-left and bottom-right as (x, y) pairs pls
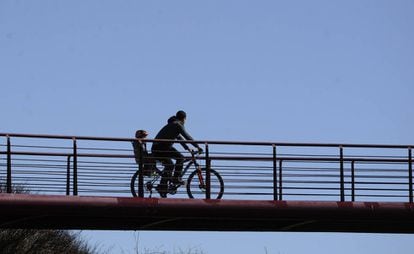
(1, 133), (413, 233)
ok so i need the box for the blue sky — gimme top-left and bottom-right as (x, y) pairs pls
(1, 0), (414, 253)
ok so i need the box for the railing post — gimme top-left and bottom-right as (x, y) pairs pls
(138, 140), (144, 198)
(272, 144), (278, 201)
(351, 160), (355, 202)
(339, 145), (345, 202)
(409, 147), (413, 203)
(205, 143), (211, 199)
(6, 136), (12, 194)
(66, 155), (71, 196)
(278, 160), (283, 200)
(73, 138), (78, 196)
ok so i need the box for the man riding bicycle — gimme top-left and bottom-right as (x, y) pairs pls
(151, 110), (203, 198)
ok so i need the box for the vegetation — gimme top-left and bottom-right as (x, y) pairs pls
(0, 229), (98, 254)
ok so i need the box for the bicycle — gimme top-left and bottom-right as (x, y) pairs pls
(130, 150), (224, 199)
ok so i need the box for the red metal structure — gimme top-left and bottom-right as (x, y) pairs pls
(0, 133), (413, 232)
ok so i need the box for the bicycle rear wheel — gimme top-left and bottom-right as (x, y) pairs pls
(131, 170), (157, 197)
(130, 170), (140, 197)
(186, 168), (224, 199)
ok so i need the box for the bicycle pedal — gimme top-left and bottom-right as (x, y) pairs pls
(146, 182), (153, 191)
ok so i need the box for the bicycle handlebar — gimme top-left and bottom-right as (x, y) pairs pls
(180, 149), (202, 163)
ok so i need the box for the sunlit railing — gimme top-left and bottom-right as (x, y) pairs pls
(0, 133), (412, 202)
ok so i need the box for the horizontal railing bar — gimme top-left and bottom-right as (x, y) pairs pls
(1, 132), (413, 149)
(1, 151), (413, 164)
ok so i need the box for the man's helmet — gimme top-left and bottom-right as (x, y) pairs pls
(176, 110), (187, 120)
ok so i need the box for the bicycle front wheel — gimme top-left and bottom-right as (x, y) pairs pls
(186, 168), (224, 199)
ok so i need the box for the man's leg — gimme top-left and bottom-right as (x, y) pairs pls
(153, 152), (174, 198)
(169, 148), (185, 185)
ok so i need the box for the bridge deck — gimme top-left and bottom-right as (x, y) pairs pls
(1, 194), (414, 233)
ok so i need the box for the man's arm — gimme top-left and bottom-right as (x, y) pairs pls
(177, 123), (201, 150)
(177, 134), (190, 151)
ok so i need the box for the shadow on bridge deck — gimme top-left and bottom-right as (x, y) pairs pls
(0, 193), (413, 233)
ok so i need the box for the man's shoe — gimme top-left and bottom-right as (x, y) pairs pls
(155, 184), (168, 198)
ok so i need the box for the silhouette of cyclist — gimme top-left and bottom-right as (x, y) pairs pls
(152, 110), (203, 197)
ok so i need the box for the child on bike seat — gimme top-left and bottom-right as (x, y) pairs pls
(132, 130), (155, 176)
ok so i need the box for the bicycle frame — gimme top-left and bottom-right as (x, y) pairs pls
(188, 152), (206, 188)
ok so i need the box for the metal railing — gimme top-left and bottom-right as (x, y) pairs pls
(0, 133), (413, 202)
